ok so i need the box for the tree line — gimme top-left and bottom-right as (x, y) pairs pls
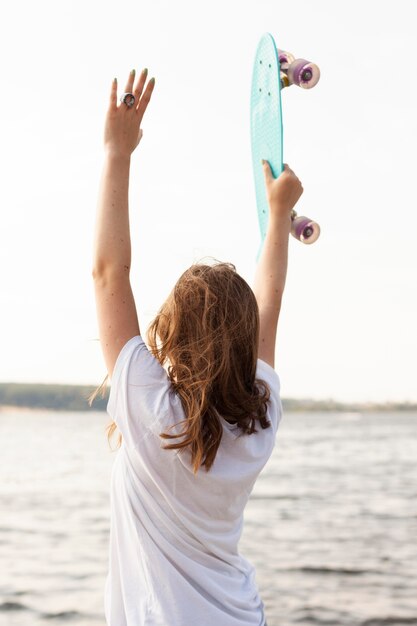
(0, 383), (108, 411)
(0, 383), (416, 413)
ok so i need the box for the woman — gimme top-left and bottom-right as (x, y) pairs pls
(93, 67), (303, 626)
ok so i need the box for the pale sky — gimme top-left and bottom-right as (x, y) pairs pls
(0, 0), (416, 402)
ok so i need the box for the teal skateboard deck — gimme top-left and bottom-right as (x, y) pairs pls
(250, 33), (283, 247)
(250, 33), (321, 250)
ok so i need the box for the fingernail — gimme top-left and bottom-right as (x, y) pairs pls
(143, 68), (148, 75)
(149, 77), (155, 84)
(130, 69), (136, 75)
(261, 159), (266, 165)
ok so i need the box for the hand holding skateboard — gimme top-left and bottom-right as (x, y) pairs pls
(262, 161), (303, 219)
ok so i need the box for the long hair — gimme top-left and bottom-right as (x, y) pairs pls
(92, 261), (271, 472)
(147, 261), (271, 473)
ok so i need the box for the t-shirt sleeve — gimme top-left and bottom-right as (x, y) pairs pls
(107, 335), (174, 448)
(256, 358), (283, 434)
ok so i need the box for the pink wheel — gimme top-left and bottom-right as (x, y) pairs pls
(291, 215), (320, 244)
(287, 59), (320, 89)
(277, 49), (295, 71)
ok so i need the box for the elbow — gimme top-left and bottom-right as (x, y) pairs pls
(92, 262), (107, 282)
(92, 263), (130, 284)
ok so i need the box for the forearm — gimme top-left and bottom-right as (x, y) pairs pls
(92, 151), (132, 277)
(254, 162), (302, 365)
(254, 213), (291, 322)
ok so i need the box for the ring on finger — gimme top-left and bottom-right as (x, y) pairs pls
(120, 92), (135, 108)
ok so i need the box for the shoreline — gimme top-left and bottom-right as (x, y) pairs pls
(1, 403), (417, 414)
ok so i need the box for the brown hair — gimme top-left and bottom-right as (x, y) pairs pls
(147, 261), (271, 473)
(92, 261), (271, 473)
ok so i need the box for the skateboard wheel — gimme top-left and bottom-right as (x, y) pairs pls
(287, 59), (320, 89)
(291, 215), (321, 244)
(277, 49), (295, 71)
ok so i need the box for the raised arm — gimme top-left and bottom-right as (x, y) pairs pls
(253, 162), (303, 368)
(92, 68), (155, 377)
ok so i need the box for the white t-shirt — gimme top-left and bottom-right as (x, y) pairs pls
(104, 335), (282, 626)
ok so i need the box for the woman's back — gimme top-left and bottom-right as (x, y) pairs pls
(104, 336), (282, 626)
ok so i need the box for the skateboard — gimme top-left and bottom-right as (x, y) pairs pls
(250, 33), (321, 249)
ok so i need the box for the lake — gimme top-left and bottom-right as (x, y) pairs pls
(0, 409), (416, 626)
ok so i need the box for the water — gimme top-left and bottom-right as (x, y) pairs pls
(0, 409), (416, 626)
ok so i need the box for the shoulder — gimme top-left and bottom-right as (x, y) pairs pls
(256, 358), (282, 432)
(256, 358), (280, 392)
(107, 335), (177, 446)
(109, 335), (167, 386)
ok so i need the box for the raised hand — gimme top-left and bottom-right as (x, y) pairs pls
(103, 68), (155, 158)
(262, 161), (303, 217)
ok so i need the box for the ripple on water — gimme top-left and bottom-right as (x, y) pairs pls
(291, 604), (360, 625)
(291, 565), (378, 576)
(360, 619), (417, 626)
(0, 601), (31, 612)
(40, 609), (86, 621)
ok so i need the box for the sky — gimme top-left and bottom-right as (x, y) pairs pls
(0, 0), (416, 402)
